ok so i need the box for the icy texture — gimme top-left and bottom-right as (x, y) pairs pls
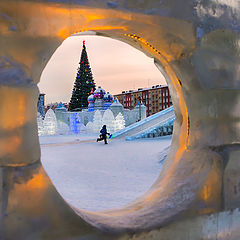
(38, 109), (70, 136)
(115, 112), (125, 132)
(114, 106), (174, 139)
(37, 112), (45, 136)
(1, 0), (239, 236)
(69, 113), (81, 134)
(102, 109), (115, 133)
(86, 121), (94, 132)
(86, 109), (126, 133)
(126, 116), (175, 140)
(92, 110), (103, 132)
(57, 121), (70, 135)
(42, 109), (58, 135)
(0, 56), (34, 86)
(111, 97), (123, 107)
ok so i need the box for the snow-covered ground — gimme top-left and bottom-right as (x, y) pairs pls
(40, 134), (172, 211)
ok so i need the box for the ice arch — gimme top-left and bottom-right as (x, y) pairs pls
(0, 0), (239, 239)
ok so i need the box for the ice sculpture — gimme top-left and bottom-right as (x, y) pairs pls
(1, 0), (240, 239)
(37, 111), (70, 136)
(86, 121), (94, 132)
(57, 121), (70, 135)
(114, 113), (125, 132)
(79, 123), (87, 133)
(92, 110), (103, 132)
(102, 109), (115, 133)
(37, 112), (45, 136)
(43, 109), (58, 135)
(87, 109), (123, 133)
(69, 113), (81, 134)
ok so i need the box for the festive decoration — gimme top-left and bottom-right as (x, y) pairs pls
(92, 110), (103, 132)
(114, 112), (125, 132)
(42, 109), (58, 135)
(70, 113), (81, 134)
(87, 87), (114, 111)
(69, 40), (96, 111)
(37, 109), (70, 136)
(85, 109), (125, 133)
(102, 109), (115, 133)
(87, 88), (95, 112)
(37, 112), (45, 136)
(57, 121), (70, 135)
(103, 92), (113, 110)
(93, 86), (106, 99)
(86, 121), (94, 132)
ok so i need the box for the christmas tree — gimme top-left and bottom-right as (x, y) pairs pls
(69, 40), (96, 111)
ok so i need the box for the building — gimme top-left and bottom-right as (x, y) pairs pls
(114, 85), (172, 116)
(87, 86), (113, 112)
(54, 86), (147, 130)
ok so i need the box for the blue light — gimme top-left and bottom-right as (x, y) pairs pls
(70, 113), (81, 134)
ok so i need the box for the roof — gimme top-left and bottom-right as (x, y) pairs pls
(56, 102), (66, 109)
(111, 98), (123, 107)
(114, 85), (168, 96)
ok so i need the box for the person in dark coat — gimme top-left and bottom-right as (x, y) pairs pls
(97, 125), (109, 144)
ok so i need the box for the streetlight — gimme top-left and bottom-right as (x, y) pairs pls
(138, 96), (142, 121)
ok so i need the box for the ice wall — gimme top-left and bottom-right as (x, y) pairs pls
(0, 0), (239, 239)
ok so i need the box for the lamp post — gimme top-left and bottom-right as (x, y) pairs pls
(138, 96), (142, 121)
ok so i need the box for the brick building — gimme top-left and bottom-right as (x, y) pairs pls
(114, 85), (172, 116)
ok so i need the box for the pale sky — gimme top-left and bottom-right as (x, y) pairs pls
(39, 35), (166, 104)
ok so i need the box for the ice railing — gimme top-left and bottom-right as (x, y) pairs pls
(112, 106), (174, 138)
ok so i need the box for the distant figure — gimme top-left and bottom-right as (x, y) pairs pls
(97, 125), (109, 144)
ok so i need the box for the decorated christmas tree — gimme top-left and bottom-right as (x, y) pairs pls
(69, 40), (96, 111)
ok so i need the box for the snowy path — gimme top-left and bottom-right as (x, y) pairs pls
(41, 139), (95, 147)
(40, 135), (172, 211)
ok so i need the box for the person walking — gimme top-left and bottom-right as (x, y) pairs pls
(97, 125), (109, 144)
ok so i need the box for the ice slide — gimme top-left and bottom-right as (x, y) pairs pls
(112, 106), (175, 140)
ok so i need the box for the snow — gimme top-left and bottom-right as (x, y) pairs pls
(39, 133), (97, 145)
(40, 134), (172, 211)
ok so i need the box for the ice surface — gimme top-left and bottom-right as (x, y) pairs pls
(40, 135), (172, 211)
(57, 121), (71, 135)
(92, 110), (103, 132)
(113, 106), (174, 139)
(38, 109), (70, 136)
(102, 109), (115, 133)
(115, 112), (125, 132)
(41, 109), (58, 135)
(37, 112), (45, 136)
(85, 109), (126, 134)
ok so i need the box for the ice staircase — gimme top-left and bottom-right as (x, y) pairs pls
(112, 106), (175, 140)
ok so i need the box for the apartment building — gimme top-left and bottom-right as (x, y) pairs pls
(114, 85), (172, 116)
